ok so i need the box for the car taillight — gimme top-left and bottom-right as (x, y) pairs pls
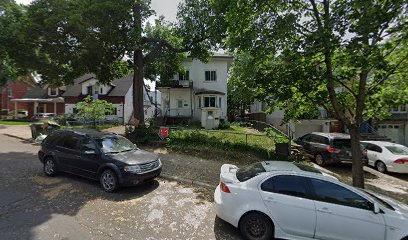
(394, 159), (408, 164)
(327, 147), (341, 153)
(220, 182), (230, 193)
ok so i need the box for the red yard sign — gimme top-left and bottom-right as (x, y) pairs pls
(159, 127), (169, 140)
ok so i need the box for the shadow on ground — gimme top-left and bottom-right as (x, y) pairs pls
(0, 150), (159, 240)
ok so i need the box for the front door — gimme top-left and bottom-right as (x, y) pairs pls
(310, 178), (386, 240)
(259, 175), (316, 238)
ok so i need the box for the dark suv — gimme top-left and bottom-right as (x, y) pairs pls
(295, 132), (366, 166)
(38, 129), (162, 192)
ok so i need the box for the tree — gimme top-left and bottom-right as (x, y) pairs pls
(0, 0), (33, 86)
(26, 0), (223, 126)
(76, 95), (113, 127)
(216, 0), (408, 187)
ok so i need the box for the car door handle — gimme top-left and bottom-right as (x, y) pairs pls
(317, 207), (332, 214)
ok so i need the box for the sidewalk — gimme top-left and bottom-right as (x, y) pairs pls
(0, 125), (32, 140)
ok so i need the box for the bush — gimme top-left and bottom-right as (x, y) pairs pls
(218, 120), (231, 130)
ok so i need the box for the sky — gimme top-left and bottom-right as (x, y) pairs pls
(16, 0), (182, 22)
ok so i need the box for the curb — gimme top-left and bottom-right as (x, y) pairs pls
(159, 174), (216, 189)
(2, 133), (32, 142)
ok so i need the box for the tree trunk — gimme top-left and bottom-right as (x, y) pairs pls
(132, 49), (144, 126)
(349, 124), (364, 188)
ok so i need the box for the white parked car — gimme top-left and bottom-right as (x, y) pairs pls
(214, 161), (408, 240)
(361, 141), (408, 174)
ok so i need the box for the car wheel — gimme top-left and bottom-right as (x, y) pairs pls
(315, 154), (325, 166)
(376, 161), (387, 173)
(44, 157), (57, 177)
(239, 212), (274, 240)
(100, 169), (118, 192)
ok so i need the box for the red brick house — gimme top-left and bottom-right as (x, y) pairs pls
(11, 84), (66, 118)
(0, 75), (37, 117)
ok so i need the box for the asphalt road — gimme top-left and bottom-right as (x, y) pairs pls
(0, 135), (242, 240)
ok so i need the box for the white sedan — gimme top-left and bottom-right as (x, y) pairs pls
(214, 161), (408, 240)
(362, 141), (408, 174)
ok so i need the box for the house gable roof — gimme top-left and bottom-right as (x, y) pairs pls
(62, 73), (133, 97)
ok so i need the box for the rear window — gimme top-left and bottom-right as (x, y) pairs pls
(385, 146), (408, 155)
(332, 139), (351, 149)
(236, 163), (266, 182)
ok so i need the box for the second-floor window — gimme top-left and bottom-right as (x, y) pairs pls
(389, 105), (407, 113)
(48, 88), (58, 96)
(205, 71), (217, 81)
(87, 86), (93, 95)
(179, 71), (189, 81)
(7, 88), (12, 97)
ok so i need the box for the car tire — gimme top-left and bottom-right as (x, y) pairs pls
(315, 154), (325, 166)
(43, 157), (58, 177)
(376, 161), (387, 173)
(100, 169), (118, 193)
(239, 212), (274, 240)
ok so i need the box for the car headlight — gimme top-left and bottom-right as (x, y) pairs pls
(124, 165), (141, 173)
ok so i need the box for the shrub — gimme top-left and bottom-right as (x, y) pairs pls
(218, 120), (231, 130)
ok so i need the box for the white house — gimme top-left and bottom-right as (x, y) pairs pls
(156, 53), (232, 129)
(63, 74), (156, 124)
(249, 101), (337, 139)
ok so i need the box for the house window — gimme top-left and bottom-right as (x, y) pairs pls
(48, 88), (58, 96)
(205, 71), (217, 81)
(7, 88), (12, 97)
(100, 88), (103, 94)
(204, 96), (216, 107)
(198, 97), (201, 108)
(87, 86), (93, 95)
(105, 107), (117, 116)
(390, 105), (407, 113)
(179, 71), (189, 81)
(218, 97), (222, 108)
(177, 100), (183, 108)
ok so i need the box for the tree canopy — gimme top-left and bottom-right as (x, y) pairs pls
(0, 0), (33, 86)
(27, 0), (222, 124)
(216, 0), (408, 187)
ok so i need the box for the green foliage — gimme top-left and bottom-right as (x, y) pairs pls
(218, 0), (408, 124)
(217, 120), (231, 130)
(75, 95), (113, 124)
(0, 0), (33, 86)
(167, 129), (275, 159)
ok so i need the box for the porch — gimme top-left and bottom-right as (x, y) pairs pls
(11, 98), (65, 117)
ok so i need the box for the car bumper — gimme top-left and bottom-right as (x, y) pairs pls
(119, 166), (162, 186)
(386, 163), (408, 174)
(214, 185), (239, 227)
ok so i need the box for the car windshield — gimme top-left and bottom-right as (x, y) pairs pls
(95, 136), (136, 153)
(361, 189), (395, 211)
(385, 145), (408, 155)
(332, 139), (351, 149)
(236, 162), (266, 182)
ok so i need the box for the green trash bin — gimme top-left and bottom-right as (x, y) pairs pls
(30, 121), (61, 139)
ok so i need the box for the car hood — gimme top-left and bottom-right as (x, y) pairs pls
(370, 191), (408, 217)
(109, 149), (158, 165)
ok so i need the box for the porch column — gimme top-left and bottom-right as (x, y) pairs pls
(54, 101), (57, 114)
(34, 102), (38, 114)
(14, 101), (17, 118)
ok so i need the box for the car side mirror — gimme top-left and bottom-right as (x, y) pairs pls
(373, 202), (380, 214)
(84, 150), (97, 155)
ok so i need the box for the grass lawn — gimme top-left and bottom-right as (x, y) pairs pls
(0, 120), (31, 125)
(167, 126), (278, 161)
